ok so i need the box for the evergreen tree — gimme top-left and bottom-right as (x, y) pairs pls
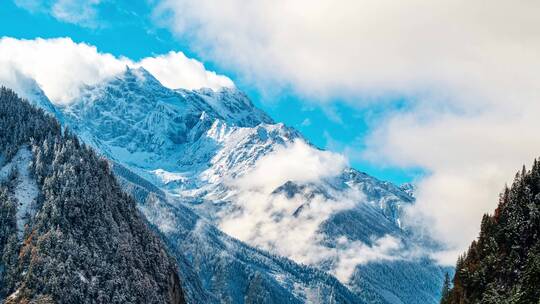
(440, 272), (451, 304)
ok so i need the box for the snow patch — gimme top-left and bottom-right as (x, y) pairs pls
(152, 169), (187, 185)
(0, 148), (40, 239)
(78, 271), (89, 284)
(6, 288), (21, 301)
(0, 156), (14, 181)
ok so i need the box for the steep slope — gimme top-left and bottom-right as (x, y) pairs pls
(442, 163), (540, 303)
(114, 162), (365, 303)
(0, 88), (185, 304)
(37, 67), (447, 303)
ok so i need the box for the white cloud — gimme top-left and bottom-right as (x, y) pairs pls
(0, 65), (42, 102)
(138, 51), (233, 91)
(154, 0), (540, 102)
(0, 37), (233, 104)
(333, 235), (402, 282)
(232, 140), (347, 192)
(156, 0), (540, 264)
(0, 37), (125, 103)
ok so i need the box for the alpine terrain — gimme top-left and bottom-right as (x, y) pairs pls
(5, 67), (449, 303)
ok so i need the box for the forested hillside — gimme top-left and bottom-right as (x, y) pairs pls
(441, 162), (540, 303)
(0, 88), (185, 303)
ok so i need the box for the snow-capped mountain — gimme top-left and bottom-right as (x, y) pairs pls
(14, 67), (449, 303)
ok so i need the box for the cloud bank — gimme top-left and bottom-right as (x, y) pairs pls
(363, 108), (540, 264)
(154, 0), (540, 102)
(0, 37), (233, 104)
(156, 0), (540, 263)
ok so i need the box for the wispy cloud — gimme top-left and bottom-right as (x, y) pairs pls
(153, 1), (539, 102)
(300, 118), (311, 127)
(51, 0), (102, 28)
(15, 0), (103, 28)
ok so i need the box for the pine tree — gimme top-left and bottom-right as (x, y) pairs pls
(440, 272), (451, 304)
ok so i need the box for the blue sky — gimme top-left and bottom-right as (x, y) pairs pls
(0, 0), (420, 184)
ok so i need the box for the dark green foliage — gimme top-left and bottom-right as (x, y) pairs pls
(440, 272), (451, 304)
(0, 88), (185, 304)
(0, 184), (18, 297)
(444, 159), (540, 304)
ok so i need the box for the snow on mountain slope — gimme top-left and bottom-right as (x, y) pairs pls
(0, 148), (39, 239)
(34, 67), (448, 303)
(176, 87), (274, 127)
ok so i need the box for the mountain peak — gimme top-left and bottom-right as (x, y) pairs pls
(71, 66), (273, 128)
(119, 66), (164, 88)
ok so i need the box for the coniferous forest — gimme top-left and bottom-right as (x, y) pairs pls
(441, 163), (540, 303)
(0, 88), (186, 303)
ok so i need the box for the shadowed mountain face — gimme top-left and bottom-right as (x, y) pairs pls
(0, 88), (185, 304)
(13, 67), (449, 303)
